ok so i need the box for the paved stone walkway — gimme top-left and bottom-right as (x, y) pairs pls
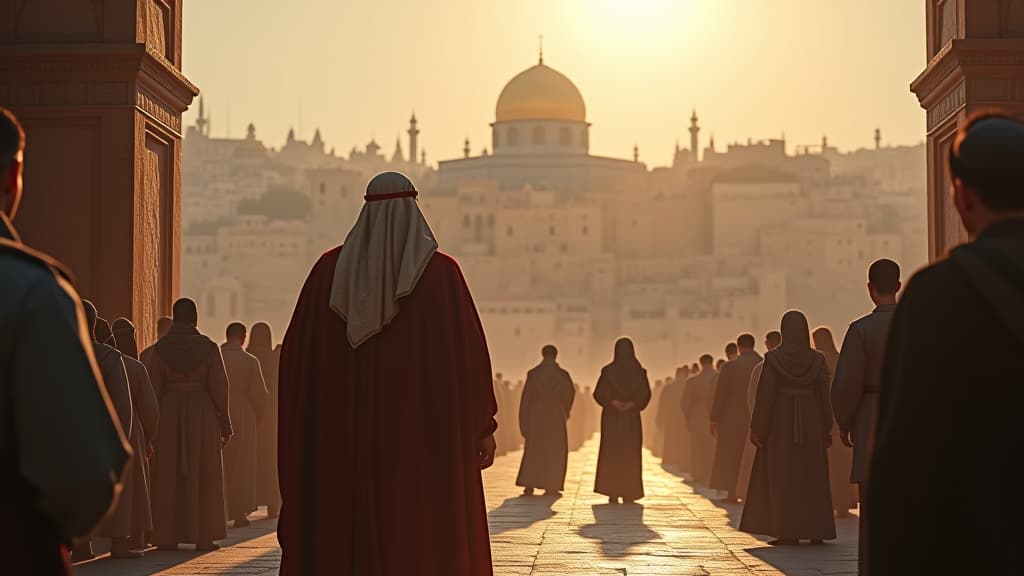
(73, 438), (857, 575)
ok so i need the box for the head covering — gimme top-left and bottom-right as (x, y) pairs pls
(112, 317), (139, 359)
(330, 172), (438, 348)
(604, 338), (647, 396)
(247, 322), (274, 355)
(765, 310), (824, 385)
(94, 317), (116, 347)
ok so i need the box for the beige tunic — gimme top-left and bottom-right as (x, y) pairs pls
(682, 369), (717, 482)
(145, 337), (232, 545)
(221, 343), (268, 519)
(124, 357), (158, 533)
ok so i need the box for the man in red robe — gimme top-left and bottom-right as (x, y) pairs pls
(278, 171), (498, 576)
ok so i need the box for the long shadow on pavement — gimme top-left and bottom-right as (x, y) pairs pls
(488, 494), (558, 535)
(577, 503), (659, 558)
(73, 514), (279, 576)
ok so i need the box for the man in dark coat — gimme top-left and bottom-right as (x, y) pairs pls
(516, 345), (576, 496)
(709, 334), (762, 502)
(0, 107), (129, 576)
(869, 115), (1024, 574)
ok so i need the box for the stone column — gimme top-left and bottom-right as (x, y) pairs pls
(912, 0), (1024, 260)
(0, 1), (198, 347)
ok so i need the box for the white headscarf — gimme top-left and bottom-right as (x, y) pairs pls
(330, 172), (439, 348)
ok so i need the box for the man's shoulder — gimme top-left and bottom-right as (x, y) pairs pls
(0, 237), (74, 284)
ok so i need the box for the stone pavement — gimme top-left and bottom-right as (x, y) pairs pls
(72, 437), (857, 575)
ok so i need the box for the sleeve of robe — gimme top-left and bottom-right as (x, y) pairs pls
(11, 275), (129, 540)
(709, 365), (731, 425)
(633, 371), (652, 411)
(747, 363), (763, 415)
(593, 370), (613, 408)
(134, 362), (160, 444)
(518, 376), (533, 438)
(207, 350), (233, 438)
(563, 372), (576, 419)
(831, 323), (866, 434)
(104, 354), (133, 439)
(249, 357), (270, 422)
(450, 263), (500, 439)
(750, 362), (779, 440)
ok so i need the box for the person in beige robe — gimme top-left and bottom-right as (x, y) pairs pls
(813, 327), (856, 518)
(222, 323), (269, 527)
(112, 318), (160, 548)
(247, 322), (281, 517)
(77, 309), (136, 560)
(144, 299), (233, 551)
(682, 355), (717, 483)
(658, 367), (690, 472)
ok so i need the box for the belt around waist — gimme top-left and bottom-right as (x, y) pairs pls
(779, 388), (814, 396)
(164, 381), (204, 393)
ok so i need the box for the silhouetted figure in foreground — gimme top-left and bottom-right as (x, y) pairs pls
(710, 334), (762, 502)
(658, 366), (690, 471)
(741, 310), (836, 545)
(112, 318), (160, 550)
(682, 355), (717, 483)
(0, 107), (129, 575)
(870, 115), (1024, 574)
(247, 322), (282, 517)
(277, 172), (497, 575)
(516, 345), (576, 496)
(221, 322), (269, 528)
(144, 298), (233, 551)
(79, 306), (138, 560)
(832, 258), (900, 573)
(813, 327), (856, 519)
(594, 338), (652, 503)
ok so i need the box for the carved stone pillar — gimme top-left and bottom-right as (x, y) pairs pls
(912, 0), (1024, 259)
(0, 1), (198, 347)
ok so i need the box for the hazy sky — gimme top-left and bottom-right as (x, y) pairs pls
(182, 0), (925, 166)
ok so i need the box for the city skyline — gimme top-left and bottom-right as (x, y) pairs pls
(182, 0), (926, 166)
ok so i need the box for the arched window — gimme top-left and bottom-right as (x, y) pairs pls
(533, 126), (546, 145)
(559, 126), (572, 146)
(508, 127), (519, 146)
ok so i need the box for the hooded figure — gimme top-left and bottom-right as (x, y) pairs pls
(278, 172), (497, 576)
(740, 311), (836, 545)
(593, 338), (652, 503)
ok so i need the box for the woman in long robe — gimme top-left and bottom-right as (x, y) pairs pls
(594, 338), (652, 503)
(740, 311), (836, 545)
(813, 327), (857, 518)
(248, 322), (282, 517)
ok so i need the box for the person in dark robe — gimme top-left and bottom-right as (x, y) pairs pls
(247, 322), (281, 517)
(593, 338), (651, 504)
(658, 366), (690, 472)
(741, 311), (836, 545)
(77, 305), (138, 561)
(813, 327), (856, 519)
(156, 316), (172, 340)
(869, 114), (1024, 574)
(0, 107), (129, 576)
(833, 259), (900, 574)
(737, 331), (783, 501)
(143, 298), (233, 551)
(112, 318), (160, 550)
(221, 322), (269, 527)
(682, 355), (717, 483)
(709, 334), (763, 502)
(516, 345), (576, 496)
(725, 342), (739, 361)
(277, 172), (497, 576)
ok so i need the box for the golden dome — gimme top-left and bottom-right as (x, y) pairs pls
(495, 63), (586, 123)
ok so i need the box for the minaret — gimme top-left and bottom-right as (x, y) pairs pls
(196, 96), (208, 136)
(821, 134), (829, 153)
(421, 149), (427, 166)
(407, 112), (420, 165)
(633, 143), (639, 163)
(392, 136), (405, 163)
(689, 109), (700, 163)
(463, 137), (471, 158)
(874, 128), (881, 150)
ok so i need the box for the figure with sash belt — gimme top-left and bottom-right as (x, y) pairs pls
(740, 310), (836, 545)
(143, 298), (233, 551)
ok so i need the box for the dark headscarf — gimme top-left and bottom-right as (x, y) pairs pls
(765, 310), (824, 385)
(112, 317), (139, 359)
(154, 321), (217, 373)
(603, 338), (647, 396)
(246, 322), (274, 356)
(94, 317), (116, 347)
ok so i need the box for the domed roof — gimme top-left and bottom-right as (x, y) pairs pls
(495, 62), (586, 123)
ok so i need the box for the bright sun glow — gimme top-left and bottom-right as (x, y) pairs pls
(581, 0), (708, 55)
